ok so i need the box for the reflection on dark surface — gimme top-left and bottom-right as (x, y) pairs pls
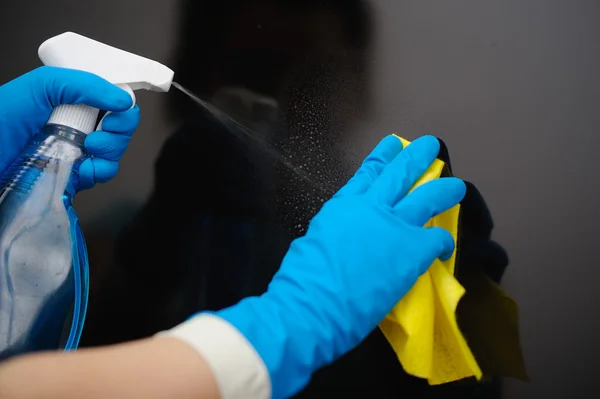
(81, 0), (505, 397)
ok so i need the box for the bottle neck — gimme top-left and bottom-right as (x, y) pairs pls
(0, 124), (87, 197)
(43, 124), (87, 150)
(42, 124), (88, 197)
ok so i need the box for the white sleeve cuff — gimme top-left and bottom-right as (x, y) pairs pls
(156, 313), (271, 399)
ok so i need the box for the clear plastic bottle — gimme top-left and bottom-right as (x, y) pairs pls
(0, 123), (89, 360)
(0, 30), (174, 361)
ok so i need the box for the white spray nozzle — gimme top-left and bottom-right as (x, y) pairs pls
(38, 32), (174, 134)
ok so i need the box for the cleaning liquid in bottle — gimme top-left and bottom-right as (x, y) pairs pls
(0, 32), (174, 360)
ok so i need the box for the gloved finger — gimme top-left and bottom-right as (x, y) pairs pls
(85, 107), (140, 161)
(77, 158), (96, 191)
(36, 66), (133, 112)
(334, 135), (403, 198)
(419, 226), (457, 268)
(77, 157), (119, 191)
(85, 131), (131, 161)
(98, 105), (140, 135)
(395, 177), (466, 226)
(367, 135), (440, 206)
(91, 158), (120, 183)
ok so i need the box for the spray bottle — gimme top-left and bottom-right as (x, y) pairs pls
(0, 32), (174, 360)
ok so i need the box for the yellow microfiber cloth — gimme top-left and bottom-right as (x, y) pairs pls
(378, 135), (528, 386)
(379, 135), (481, 385)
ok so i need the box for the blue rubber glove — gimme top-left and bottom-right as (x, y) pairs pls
(0, 66), (140, 191)
(216, 135), (467, 398)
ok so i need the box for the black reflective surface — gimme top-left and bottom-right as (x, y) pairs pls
(78, 1), (508, 397)
(3, 0), (600, 397)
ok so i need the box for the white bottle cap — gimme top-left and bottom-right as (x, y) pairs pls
(46, 104), (100, 134)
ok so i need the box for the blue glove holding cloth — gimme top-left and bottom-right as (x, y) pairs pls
(215, 134), (467, 398)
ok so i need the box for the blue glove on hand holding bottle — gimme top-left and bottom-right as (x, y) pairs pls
(0, 66), (139, 190)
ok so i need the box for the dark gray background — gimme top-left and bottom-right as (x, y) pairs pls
(1, 0), (599, 397)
